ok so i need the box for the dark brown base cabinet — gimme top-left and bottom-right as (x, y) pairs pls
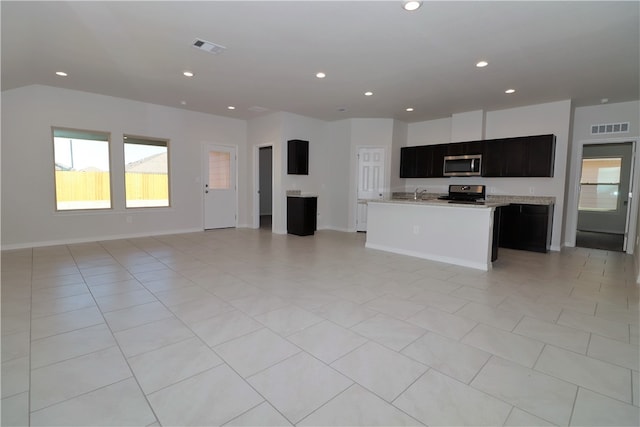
(499, 204), (553, 253)
(287, 196), (317, 236)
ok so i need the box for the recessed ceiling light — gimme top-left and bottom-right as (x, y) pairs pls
(55, 71), (68, 77)
(476, 61), (488, 68)
(364, 91), (373, 96)
(180, 101), (187, 105)
(601, 98), (609, 104)
(402, 1), (422, 11)
(406, 107), (414, 112)
(505, 89), (516, 94)
(227, 106), (236, 110)
(316, 72), (326, 79)
(183, 71), (194, 77)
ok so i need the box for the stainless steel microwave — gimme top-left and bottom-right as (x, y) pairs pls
(443, 154), (482, 176)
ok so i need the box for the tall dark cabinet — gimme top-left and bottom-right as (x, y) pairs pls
(287, 196), (317, 236)
(287, 139), (309, 175)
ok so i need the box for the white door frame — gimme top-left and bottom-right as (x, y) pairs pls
(354, 146), (387, 232)
(567, 137), (638, 254)
(202, 143), (238, 230)
(253, 143), (273, 230)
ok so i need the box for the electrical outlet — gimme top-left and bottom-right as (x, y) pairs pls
(529, 187), (535, 194)
(413, 225), (420, 235)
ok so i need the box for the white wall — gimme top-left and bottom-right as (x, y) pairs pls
(246, 112), (284, 231)
(281, 113), (329, 232)
(246, 112), (329, 234)
(636, 202), (640, 282)
(323, 119), (351, 231)
(407, 117), (452, 146)
(402, 100), (572, 251)
(347, 119), (395, 231)
(451, 110), (485, 142)
(390, 120), (408, 193)
(565, 101), (640, 254)
(1, 85), (247, 249)
(4, 83), (637, 262)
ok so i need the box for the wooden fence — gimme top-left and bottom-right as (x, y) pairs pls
(55, 171), (168, 201)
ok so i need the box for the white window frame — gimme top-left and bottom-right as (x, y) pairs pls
(123, 134), (171, 209)
(52, 127), (113, 212)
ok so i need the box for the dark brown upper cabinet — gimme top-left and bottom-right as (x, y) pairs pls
(482, 134), (555, 177)
(399, 146), (419, 178)
(446, 141), (484, 156)
(400, 144), (448, 178)
(287, 139), (309, 175)
(400, 134), (555, 179)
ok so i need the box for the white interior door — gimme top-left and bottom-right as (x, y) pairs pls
(204, 144), (237, 229)
(357, 147), (385, 232)
(577, 142), (633, 242)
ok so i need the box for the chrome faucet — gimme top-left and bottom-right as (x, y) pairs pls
(414, 188), (428, 200)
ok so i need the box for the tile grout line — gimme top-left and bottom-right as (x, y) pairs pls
(78, 241), (163, 425)
(28, 247), (34, 427)
(7, 231), (638, 426)
(109, 238), (305, 425)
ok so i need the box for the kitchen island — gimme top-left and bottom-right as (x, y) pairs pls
(365, 199), (507, 271)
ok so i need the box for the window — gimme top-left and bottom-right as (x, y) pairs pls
(53, 128), (111, 211)
(208, 151), (230, 189)
(578, 157), (622, 211)
(124, 135), (170, 208)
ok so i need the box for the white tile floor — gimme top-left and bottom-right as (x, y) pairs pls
(2, 229), (639, 426)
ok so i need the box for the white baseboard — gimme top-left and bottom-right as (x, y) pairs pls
(1, 228), (202, 251)
(318, 226), (352, 233)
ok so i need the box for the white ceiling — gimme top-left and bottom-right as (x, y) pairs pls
(2, 1), (639, 123)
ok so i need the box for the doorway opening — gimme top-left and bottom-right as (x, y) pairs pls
(258, 146), (273, 230)
(576, 142), (633, 252)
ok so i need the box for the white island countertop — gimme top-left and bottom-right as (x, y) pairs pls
(365, 199), (504, 271)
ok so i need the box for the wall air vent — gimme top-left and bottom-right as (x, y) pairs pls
(590, 122), (629, 135)
(192, 38), (226, 55)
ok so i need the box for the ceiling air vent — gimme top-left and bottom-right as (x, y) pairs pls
(192, 38), (226, 55)
(248, 106), (269, 113)
(590, 122), (629, 135)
